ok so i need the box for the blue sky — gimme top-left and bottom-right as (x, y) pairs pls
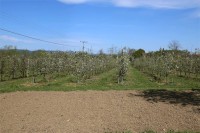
(0, 0), (199, 52)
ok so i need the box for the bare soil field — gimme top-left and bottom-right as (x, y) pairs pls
(0, 90), (200, 133)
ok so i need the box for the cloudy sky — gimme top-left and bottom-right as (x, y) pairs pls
(0, 0), (199, 52)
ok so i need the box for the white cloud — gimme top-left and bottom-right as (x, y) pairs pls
(0, 35), (34, 43)
(57, 0), (200, 9)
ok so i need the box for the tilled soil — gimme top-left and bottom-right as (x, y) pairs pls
(0, 90), (200, 133)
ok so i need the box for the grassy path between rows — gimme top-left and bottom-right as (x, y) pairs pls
(0, 66), (199, 93)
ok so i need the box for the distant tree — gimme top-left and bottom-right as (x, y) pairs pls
(195, 48), (200, 54)
(133, 49), (145, 58)
(128, 48), (136, 61)
(168, 40), (181, 50)
(128, 48), (136, 56)
(99, 49), (104, 55)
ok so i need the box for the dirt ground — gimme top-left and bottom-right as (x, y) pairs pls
(0, 90), (200, 133)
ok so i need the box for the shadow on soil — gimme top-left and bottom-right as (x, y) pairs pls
(132, 89), (200, 113)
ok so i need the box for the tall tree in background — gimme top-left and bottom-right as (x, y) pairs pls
(133, 49), (145, 58)
(168, 40), (181, 51)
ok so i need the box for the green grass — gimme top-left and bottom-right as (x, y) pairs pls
(0, 66), (199, 93)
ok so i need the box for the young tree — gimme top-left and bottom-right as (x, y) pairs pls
(117, 48), (129, 84)
(0, 59), (5, 81)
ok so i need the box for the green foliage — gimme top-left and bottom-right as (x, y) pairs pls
(133, 49), (145, 58)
